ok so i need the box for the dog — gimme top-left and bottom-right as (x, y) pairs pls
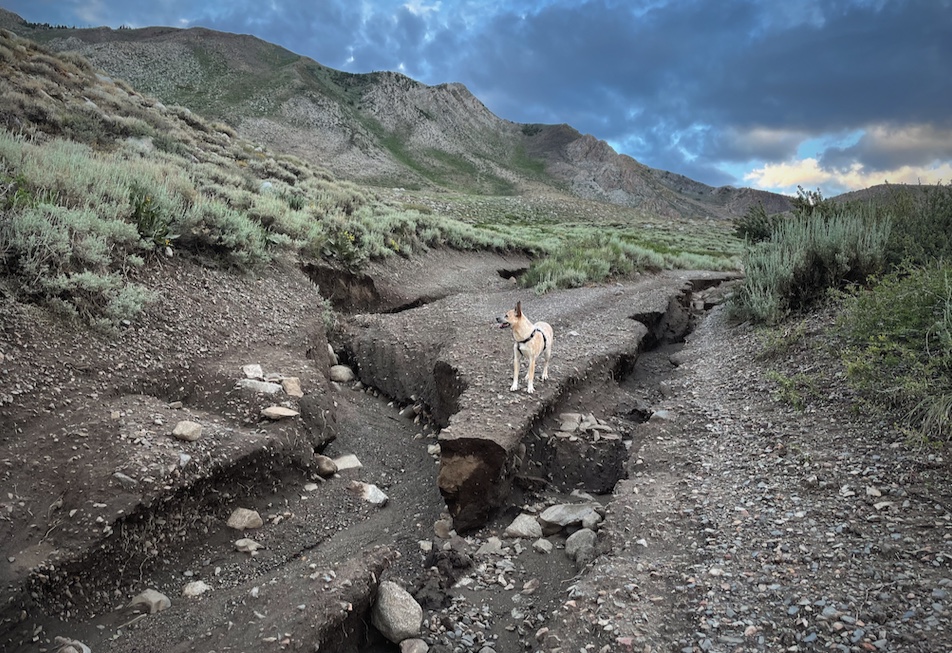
(496, 301), (554, 394)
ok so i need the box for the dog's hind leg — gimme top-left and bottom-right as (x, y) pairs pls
(510, 343), (521, 391)
(541, 346), (551, 381)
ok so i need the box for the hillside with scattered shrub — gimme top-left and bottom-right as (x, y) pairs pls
(730, 185), (952, 440)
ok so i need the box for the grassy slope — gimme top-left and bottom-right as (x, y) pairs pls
(0, 25), (741, 329)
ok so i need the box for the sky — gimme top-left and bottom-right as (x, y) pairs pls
(4, 0), (951, 196)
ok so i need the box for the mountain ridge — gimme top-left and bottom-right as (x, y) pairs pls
(2, 8), (790, 219)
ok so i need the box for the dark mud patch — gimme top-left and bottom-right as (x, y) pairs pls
(497, 266), (528, 281)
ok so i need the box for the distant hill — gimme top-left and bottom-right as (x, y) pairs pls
(2, 8), (793, 220)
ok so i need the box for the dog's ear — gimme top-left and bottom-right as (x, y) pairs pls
(515, 301), (522, 317)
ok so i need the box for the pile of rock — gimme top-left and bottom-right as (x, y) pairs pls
(550, 412), (623, 443)
(502, 498), (605, 569)
(237, 363), (304, 399)
(236, 363), (303, 421)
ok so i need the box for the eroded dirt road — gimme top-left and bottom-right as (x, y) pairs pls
(3, 250), (948, 653)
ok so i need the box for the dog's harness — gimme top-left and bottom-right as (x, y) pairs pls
(518, 327), (549, 353)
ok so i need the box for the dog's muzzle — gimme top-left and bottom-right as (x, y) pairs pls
(495, 316), (510, 329)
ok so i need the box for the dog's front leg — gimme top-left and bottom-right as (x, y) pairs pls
(510, 343), (520, 391)
(525, 355), (536, 394)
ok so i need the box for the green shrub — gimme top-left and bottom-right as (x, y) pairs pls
(176, 198), (270, 266)
(522, 233), (664, 292)
(734, 202), (783, 242)
(130, 183), (177, 249)
(729, 207), (891, 323)
(838, 263), (952, 439)
(884, 183), (952, 266)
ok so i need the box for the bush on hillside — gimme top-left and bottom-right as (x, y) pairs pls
(733, 202), (783, 242)
(729, 206), (891, 324)
(883, 183), (952, 266)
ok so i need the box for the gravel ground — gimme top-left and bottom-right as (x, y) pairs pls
(544, 305), (952, 653)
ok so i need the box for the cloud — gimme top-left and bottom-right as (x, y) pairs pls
(821, 124), (952, 171)
(744, 157), (952, 195)
(707, 127), (810, 163)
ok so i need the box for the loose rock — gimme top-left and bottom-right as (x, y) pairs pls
(261, 405), (299, 420)
(171, 420), (202, 442)
(182, 580), (210, 598)
(242, 364), (264, 379)
(226, 508), (263, 530)
(400, 638), (429, 653)
(127, 588), (171, 614)
(533, 539), (554, 554)
(503, 513), (543, 539)
(538, 503), (601, 535)
(372, 580), (423, 643)
(237, 378), (283, 394)
(235, 538), (264, 553)
(281, 377), (304, 397)
(334, 453), (363, 471)
(348, 481), (388, 506)
(314, 454), (338, 477)
(330, 364), (356, 383)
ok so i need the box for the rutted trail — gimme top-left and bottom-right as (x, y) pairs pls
(0, 250), (739, 652)
(337, 268), (731, 531)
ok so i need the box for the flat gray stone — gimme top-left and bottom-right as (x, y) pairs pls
(503, 513), (543, 539)
(538, 503), (601, 535)
(333, 454), (363, 471)
(261, 406), (299, 420)
(237, 379), (283, 394)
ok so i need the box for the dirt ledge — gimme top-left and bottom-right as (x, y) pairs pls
(336, 270), (737, 530)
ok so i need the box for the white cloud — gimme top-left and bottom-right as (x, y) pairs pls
(403, 0), (441, 16)
(744, 157), (952, 195)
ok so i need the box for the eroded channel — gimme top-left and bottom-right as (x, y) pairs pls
(2, 262), (738, 653)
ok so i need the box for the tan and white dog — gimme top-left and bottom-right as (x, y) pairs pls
(496, 301), (554, 394)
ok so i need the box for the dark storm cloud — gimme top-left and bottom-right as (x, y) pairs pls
(820, 124), (952, 171)
(426, 0), (951, 170)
